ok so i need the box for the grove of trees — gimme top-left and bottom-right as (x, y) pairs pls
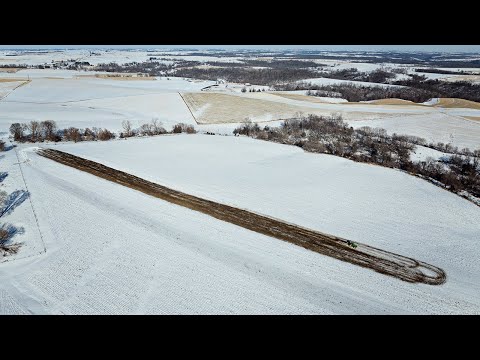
(9, 119), (197, 144)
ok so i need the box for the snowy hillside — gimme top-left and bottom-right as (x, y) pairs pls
(1, 49), (480, 315)
(1, 135), (477, 314)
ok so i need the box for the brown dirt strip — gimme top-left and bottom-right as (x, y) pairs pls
(37, 148), (446, 285)
(270, 93), (331, 103)
(435, 98), (480, 110)
(0, 68), (22, 73)
(367, 99), (425, 106)
(0, 78), (26, 83)
(463, 116), (480, 122)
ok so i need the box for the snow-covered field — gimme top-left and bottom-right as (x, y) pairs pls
(0, 80), (26, 99)
(0, 49), (246, 68)
(1, 67), (479, 148)
(0, 50), (87, 66)
(351, 113), (480, 151)
(0, 76), (213, 132)
(1, 135), (479, 314)
(1, 52), (480, 314)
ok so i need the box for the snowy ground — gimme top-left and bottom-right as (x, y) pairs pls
(0, 49), (246, 68)
(351, 113), (480, 151)
(1, 135), (479, 314)
(1, 59), (479, 314)
(0, 80), (26, 99)
(0, 76), (213, 132)
(0, 50), (87, 66)
(410, 145), (450, 162)
(1, 69), (479, 150)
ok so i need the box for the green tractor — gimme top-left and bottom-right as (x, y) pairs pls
(346, 240), (358, 249)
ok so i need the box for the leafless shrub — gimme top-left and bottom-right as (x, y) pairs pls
(150, 118), (167, 135)
(0, 223), (23, 256)
(172, 123), (196, 134)
(63, 127), (82, 143)
(0, 228), (8, 242)
(97, 129), (115, 141)
(233, 119), (260, 136)
(83, 128), (97, 141)
(185, 125), (196, 134)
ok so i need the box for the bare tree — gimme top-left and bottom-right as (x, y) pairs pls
(0, 140), (5, 152)
(150, 118), (166, 135)
(64, 127), (82, 143)
(139, 123), (153, 136)
(9, 123), (26, 141)
(122, 120), (133, 137)
(97, 129), (115, 141)
(41, 120), (57, 141)
(28, 121), (41, 142)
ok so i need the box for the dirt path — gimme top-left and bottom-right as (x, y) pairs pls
(37, 148), (446, 285)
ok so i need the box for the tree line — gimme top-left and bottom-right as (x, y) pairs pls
(174, 67), (322, 85)
(392, 78), (480, 103)
(119, 119), (195, 138)
(9, 121), (115, 143)
(9, 119), (196, 144)
(93, 61), (176, 76)
(275, 82), (437, 103)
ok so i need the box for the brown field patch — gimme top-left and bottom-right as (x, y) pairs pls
(181, 92), (425, 124)
(182, 92), (424, 124)
(367, 98), (421, 106)
(182, 92), (314, 123)
(0, 78), (26, 83)
(444, 75), (480, 83)
(434, 98), (480, 110)
(269, 92), (330, 103)
(463, 116), (480, 122)
(0, 68), (22, 73)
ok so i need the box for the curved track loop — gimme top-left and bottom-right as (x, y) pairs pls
(38, 148), (447, 285)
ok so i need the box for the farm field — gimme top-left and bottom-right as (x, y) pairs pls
(1, 47), (480, 315)
(1, 135), (479, 314)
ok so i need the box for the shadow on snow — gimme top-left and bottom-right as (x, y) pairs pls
(0, 190), (30, 219)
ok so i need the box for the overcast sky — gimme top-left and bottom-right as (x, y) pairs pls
(1, 45), (480, 53)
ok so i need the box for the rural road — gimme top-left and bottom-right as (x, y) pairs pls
(38, 148), (447, 285)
